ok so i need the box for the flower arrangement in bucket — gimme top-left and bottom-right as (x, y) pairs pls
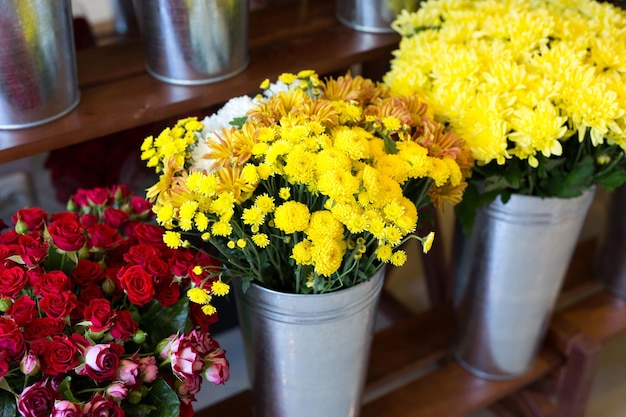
(0, 186), (229, 417)
(384, 0), (626, 231)
(383, 0), (626, 379)
(141, 69), (473, 296)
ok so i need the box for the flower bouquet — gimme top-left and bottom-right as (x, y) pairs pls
(0, 185), (229, 417)
(384, 0), (626, 232)
(141, 69), (472, 296)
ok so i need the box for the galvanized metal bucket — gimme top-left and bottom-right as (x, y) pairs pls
(596, 184), (626, 297)
(454, 189), (595, 380)
(0, 0), (79, 129)
(134, 0), (249, 85)
(235, 267), (385, 417)
(336, 0), (420, 33)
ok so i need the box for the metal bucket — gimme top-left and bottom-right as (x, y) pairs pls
(0, 0), (79, 129)
(134, 0), (249, 85)
(235, 267), (385, 417)
(454, 189), (595, 380)
(336, 0), (420, 33)
(596, 184), (626, 297)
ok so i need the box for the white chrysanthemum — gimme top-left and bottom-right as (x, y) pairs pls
(200, 95), (256, 135)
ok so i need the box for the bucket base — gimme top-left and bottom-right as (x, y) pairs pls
(0, 95), (80, 130)
(455, 354), (529, 381)
(335, 14), (395, 33)
(146, 57), (249, 86)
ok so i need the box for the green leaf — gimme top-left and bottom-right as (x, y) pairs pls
(383, 136), (398, 154)
(0, 389), (17, 417)
(141, 298), (191, 347)
(58, 376), (80, 403)
(147, 377), (180, 417)
(229, 116), (248, 129)
(597, 169), (626, 192)
(549, 156), (595, 198)
(122, 403), (158, 417)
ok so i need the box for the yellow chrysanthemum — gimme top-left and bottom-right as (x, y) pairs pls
(163, 231), (184, 249)
(252, 233), (270, 248)
(187, 288), (212, 304)
(212, 280), (230, 296)
(274, 201), (310, 234)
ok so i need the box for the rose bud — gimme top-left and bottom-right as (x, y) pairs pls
(132, 329), (146, 344)
(101, 277), (116, 295)
(126, 390), (143, 405)
(15, 219), (28, 235)
(20, 352), (40, 376)
(106, 383), (129, 401)
(0, 298), (12, 312)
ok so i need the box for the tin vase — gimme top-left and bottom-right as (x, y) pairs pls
(234, 267), (385, 417)
(134, 0), (249, 85)
(336, 0), (420, 33)
(0, 0), (79, 129)
(596, 184), (626, 297)
(454, 189), (595, 380)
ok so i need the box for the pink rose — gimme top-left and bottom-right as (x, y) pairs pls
(0, 317), (25, 361)
(116, 358), (140, 387)
(169, 336), (203, 382)
(105, 382), (129, 401)
(138, 356), (159, 383)
(83, 394), (124, 417)
(204, 349), (230, 385)
(175, 374), (202, 403)
(20, 351), (41, 376)
(0, 266), (28, 298)
(51, 400), (83, 417)
(48, 217), (86, 251)
(18, 382), (57, 417)
(84, 343), (124, 383)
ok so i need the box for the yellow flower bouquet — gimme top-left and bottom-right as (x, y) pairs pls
(384, 0), (626, 232)
(140, 70), (472, 297)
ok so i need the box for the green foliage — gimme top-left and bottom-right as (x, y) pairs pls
(0, 389), (16, 417)
(140, 298), (192, 347)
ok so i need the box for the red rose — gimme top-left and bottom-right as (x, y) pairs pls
(13, 207), (48, 231)
(155, 277), (181, 307)
(102, 207), (130, 229)
(110, 310), (138, 341)
(39, 290), (78, 320)
(79, 213), (99, 230)
(83, 342), (124, 382)
(49, 212), (79, 223)
(0, 230), (20, 245)
(8, 295), (37, 327)
(48, 217), (86, 251)
(111, 184), (131, 201)
(18, 381), (57, 417)
(78, 283), (103, 303)
(24, 317), (66, 341)
(131, 196), (152, 216)
(0, 352), (8, 381)
(0, 265), (28, 298)
(168, 250), (195, 276)
(40, 334), (81, 376)
(190, 302), (219, 330)
(85, 187), (111, 206)
(71, 259), (105, 287)
(117, 265), (155, 307)
(123, 244), (160, 266)
(0, 317), (25, 361)
(88, 224), (122, 250)
(131, 222), (166, 245)
(145, 257), (170, 279)
(34, 270), (71, 296)
(83, 298), (112, 332)
(17, 234), (48, 267)
(84, 394), (124, 417)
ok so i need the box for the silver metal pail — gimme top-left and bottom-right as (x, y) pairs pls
(596, 184), (626, 297)
(235, 267), (385, 417)
(336, 0), (420, 33)
(0, 0), (79, 129)
(454, 189), (595, 380)
(134, 0), (249, 85)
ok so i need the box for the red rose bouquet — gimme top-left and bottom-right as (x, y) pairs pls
(0, 185), (229, 417)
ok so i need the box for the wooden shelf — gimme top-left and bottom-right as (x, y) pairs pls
(0, 0), (399, 164)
